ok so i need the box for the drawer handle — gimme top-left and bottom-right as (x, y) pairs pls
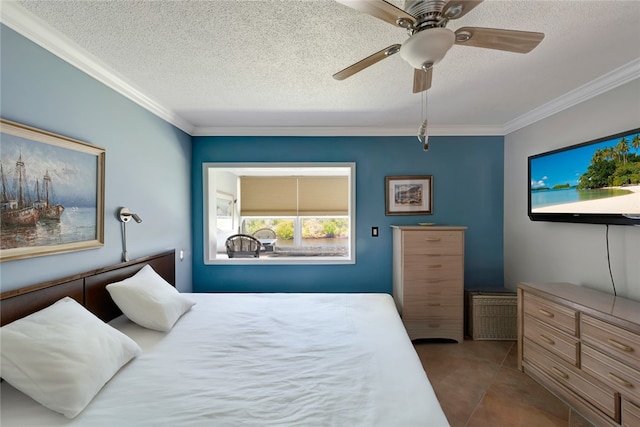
(538, 309), (555, 318)
(427, 303), (441, 307)
(551, 367), (569, 379)
(608, 339), (634, 353)
(425, 238), (441, 242)
(426, 291), (442, 295)
(428, 323), (440, 328)
(427, 264), (442, 269)
(608, 373), (633, 388)
(539, 334), (555, 345)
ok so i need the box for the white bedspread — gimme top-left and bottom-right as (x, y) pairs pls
(1, 293), (449, 426)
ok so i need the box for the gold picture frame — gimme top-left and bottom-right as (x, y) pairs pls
(1, 119), (105, 261)
(385, 175), (433, 215)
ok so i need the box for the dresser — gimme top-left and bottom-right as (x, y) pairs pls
(391, 226), (466, 342)
(518, 282), (640, 427)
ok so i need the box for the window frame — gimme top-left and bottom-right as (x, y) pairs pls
(203, 162), (356, 265)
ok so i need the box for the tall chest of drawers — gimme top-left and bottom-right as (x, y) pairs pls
(391, 226), (466, 343)
(518, 282), (640, 427)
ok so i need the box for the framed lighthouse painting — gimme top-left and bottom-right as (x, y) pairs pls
(0, 119), (105, 262)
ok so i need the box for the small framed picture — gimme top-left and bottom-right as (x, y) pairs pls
(385, 175), (433, 215)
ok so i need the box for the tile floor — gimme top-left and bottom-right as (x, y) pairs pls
(414, 338), (595, 427)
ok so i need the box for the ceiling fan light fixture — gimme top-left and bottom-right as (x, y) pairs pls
(400, 28), (455, 70)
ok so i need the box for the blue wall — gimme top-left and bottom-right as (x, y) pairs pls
(192, 135), (504, 293)
(0, 25), (193, 292)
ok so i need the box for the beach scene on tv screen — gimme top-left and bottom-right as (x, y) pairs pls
(530, 131), (640, 214)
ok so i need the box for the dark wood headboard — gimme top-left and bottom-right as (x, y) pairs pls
(0, 250), (175, 326)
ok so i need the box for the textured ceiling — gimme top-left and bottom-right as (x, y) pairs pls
(3, 0), (640, 135)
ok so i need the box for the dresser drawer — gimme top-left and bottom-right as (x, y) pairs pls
(403, 231), (463, 255)
(404, 295), (462, 321)
(524, 314), (579, 365)
(404, 279), (460, 297)
(524, 338), (619, 420)
(404, 279), (461, 302)
(404, 255), (463, 281)
(581, 314), (640, 368)
(582, 344), (640, 403)
(622, 399), (640, 427)
(404, 317), (462, 336)
(523, 293), (577, 336)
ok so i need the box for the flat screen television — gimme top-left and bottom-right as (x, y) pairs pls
(528, 128), (640, 226)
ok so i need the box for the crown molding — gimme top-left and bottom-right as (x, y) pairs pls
(504, 58), (640, 135)
(191, 124), (503, 137)
(0, 2), (194, 135)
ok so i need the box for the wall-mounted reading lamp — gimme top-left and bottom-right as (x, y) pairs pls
(118, 207), (142, 262)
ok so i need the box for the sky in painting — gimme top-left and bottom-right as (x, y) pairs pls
(1, 132), (98, 207)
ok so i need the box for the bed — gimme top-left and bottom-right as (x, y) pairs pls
(0, 250), (449, 426)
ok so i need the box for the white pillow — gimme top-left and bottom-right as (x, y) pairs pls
(106, 264), (195, 332)
(0, 297), (141, 418)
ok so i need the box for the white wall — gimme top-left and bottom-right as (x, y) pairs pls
(504, 79), (640, 300)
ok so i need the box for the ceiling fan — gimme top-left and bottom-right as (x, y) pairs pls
(333, 0), (545, 93)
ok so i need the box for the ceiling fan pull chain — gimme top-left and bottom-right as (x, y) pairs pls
(417, 91), (429, 151)
(418, 119), (429, 151)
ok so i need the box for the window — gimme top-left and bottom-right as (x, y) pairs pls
(203, 163), (355, 264)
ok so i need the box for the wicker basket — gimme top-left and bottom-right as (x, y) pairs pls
(466, 291), (517, 340)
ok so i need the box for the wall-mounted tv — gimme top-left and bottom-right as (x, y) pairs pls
(528, 128), (640, 226)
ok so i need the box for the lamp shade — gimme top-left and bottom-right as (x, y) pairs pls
(400, 28), (455, 69)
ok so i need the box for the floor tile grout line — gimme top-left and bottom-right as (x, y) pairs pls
(463, 341), (515, 427)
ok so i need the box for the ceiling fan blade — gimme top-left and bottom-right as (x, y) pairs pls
(454, 27), (544, 53)
(413, 68), (432, 93)
(442, 1), (483, 20)
(333, 44), (401, 80)
(335, 0), (416, 28)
